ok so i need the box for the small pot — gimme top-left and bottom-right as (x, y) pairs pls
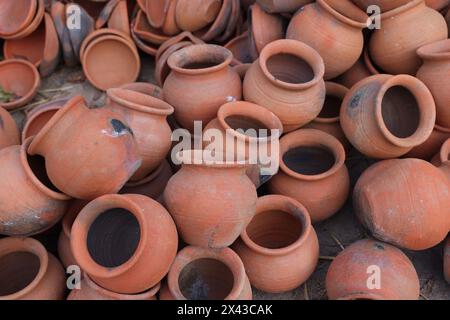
(3, 0), (45, 41)
(431, 138), (450, 167)
(405, 124), (450, 160)
(108, 0), (130, 35)
(175, 0), (222, 32)
(0, 0), (38, 38)
(71, 194), (178, 294)
(257, 0), (313, 13)
(233, 195), (319, 293)
(0, 237), (66, 300)
(0, 106), (20, 150)
(326, 239), (420, 300)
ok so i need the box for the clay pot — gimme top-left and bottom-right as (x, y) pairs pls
(417, 39), (450, 128)
(133, 9), (170, 45)
(108, 0), (130, 35)
(0, 106), (20, 150)
(164, 150), (258, 248)
(425, 0), (450, 10)
(405, 124), (450, 160)
(445, 236), (450, 284)
(0, 0), (38, 38)
(431, 138), (450, 167)
(0, 59), (40, 110)
(354, 158), (450, 250)
(369, 0), (448, 75)
(175, 0), (222, 32)
(106, 88), (174, 180)
(256, 0), (313, 13)
(304, 82), (350, 150)
(340, 74), (436, 159)
(163, 44), (242, 132)
(71, 194), (178, 294)
(28, 96), (142, 200)
(351, 0), (411, 12)
(268, 129), (350, 223)
(335, 48), (380, 89)
(215, 0), (242, 43)
(233, 195), (319, 293)
(3, 0), (45, 41)
(0, 138), (70, 236)
(287, 0), (369, 79)
(145, 0), (169, 28)
(68, 274), (160, 300)
(326, 239), (420, 300)
(120, 82), (164, 100)
(195, 0), (233, 42)
(162, 0), (180, 36)
(161, 246), (253, 300)
(67, 5), (95, 60)
(96, 0), (121, 29)
(225, 32), (254, 66)
(0, 237), (66, 300)
(243, 39), (326, 133)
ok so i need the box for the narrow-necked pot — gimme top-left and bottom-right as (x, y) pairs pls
(257, 0), (313, 13)
(0, 106), (20, 150)
(175, 0), (222, 32)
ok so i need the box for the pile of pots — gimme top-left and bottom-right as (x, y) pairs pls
(0, 0), (450, 301)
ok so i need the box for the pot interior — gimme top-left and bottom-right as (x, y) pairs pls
(180, 54), (226, 70)
(318, 94), (342, 119)
(267, 53), (314, 84)
(178, 258), (234, 300)
(28, 154), (61, 193)
(0, 252), (40, 296)
(283, 146), (335, 175)
(381, 85), (420, 139)
(225, 115), (271, 137)
(87, 208), (140, 268)
(24, 109), (59, 140)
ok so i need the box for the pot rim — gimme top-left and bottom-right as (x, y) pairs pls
(374, 74), (436, 148)
(435, 123), (450, 134)
(240, 195), (313, 256)
(317, 0), (369, 28)
(279, 128), (346, 181)
(79, 28), (133, 61)
(258, 39), (325, 91)
(417, 39), (450, 61)
(314, 82), (348, 124)
(62, 200), (88, 238)
(175, 149), (250, 168)
(2, 0), (45, 41)
(0, 237), (49, 300)
(0, 0), (38, 37)
(70, 194), (149, 279)
(167, 246), (247, 300)
(380, 0), (423, 20)
(439, 138), (450, 164)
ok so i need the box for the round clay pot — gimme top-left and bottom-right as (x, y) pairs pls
(161, 246), (253, 300)
(417, 39), (450, 128)
(304, 82), (350, 150)
(0, 59), (40, 110)
(369, 0), (448, 75)
(3, 0), (45, 41)
(287, 0), (369, 79)
(106, 88), (174, 181)
(0, 137), (70, 236)
(243, 39), (326, 133)
(28, 96), (141, 200)
(326, 239), (420, 300)
(0, 0), (37, 38)
(256, 0), (313, 13)
(268, 129), (350, 223)
(405, 124), (450, 160)
(163, 44), (242, 132)
(233, 195), (319, 293)
(351, 0), (411, 12)
(71, 194), (178, 294)
(336, 48), (380, 89)
(340, 74), (436, 159)
(445, 236), (450, 284)
(0, 237), (66, 300)
(0, 106), (20, 150)
(164, 150), (258, 248)
(425, 0), (450, 10)
(354, 158), (450, 250)
(175, 0), (222, 32)
(68, 274), (160, 300)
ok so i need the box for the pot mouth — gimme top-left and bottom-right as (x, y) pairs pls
(167, 246), (246, 300)
(380, 0), (423, 20)
(417, 39), (450, 61)
(375, 75), (436, 148)
(167, 44), (233, 75)
(0, 237), (48, 299)
(70, 194), (148, 279)
(22, 102), (65, 142)
(439, 139), (450, 164)
(240, 195), (312, 256)
(315, 82), (348, 123)
(317, 0), (370, 28)
(259, 39), (325, 90)
(176, 149), (249, 168)
(279, 129), (346, 181)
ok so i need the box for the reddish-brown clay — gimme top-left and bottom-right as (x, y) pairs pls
(0, 0), (38, 38)
(351, 0), (411, 12)
(120, 82), (164, 100)
(163, 44), (242, 132)
(71, 194), (178, 294)
(354, 159), (450, 250)
(326, 239), (420, 300)
(0, 237), (66, 300)
(3, 0), (45, 41)
(175, 0), (222, 32)
(405, 124), (450, 160)
(195, 0), (232, 42)
(164, 150), (257, 248)
(336, 48), (380, 89)
(161, 246), (253, 300)
(256, 0), (313, 13)
(145, 0), (169, 29)
(28, 96), (142, 200)
(431, 138), (450, 167)
(133, 9), (170, 45)
(0, 106), (20, 150)
(425, 0), (450, 11)
(445, 236), (450, 284)
(161, 0), (180, 36)
(107, 0), (130, 35)
(225, 32), (254, 66)
(446, 8), (450, 35)
(340, 74), (436, 159)
(268, 129), (350, 223)
(243, 39), (326, 133)
(233, 195), (319, 293)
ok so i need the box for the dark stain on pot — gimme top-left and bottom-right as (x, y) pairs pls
(110, 119), (134, 137)
(374, 243), (385, 250)
(349, 92), (362, 110)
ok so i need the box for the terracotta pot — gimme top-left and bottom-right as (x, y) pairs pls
(164, 150), (257, 248)
(287, 0), (368, 79)
(417, 39), (450, 128)
(106, 88), (174, 180)
(145, 0), (169, 28)
(120, 82), (164, 100)
(233, 195), (319, 293)
(28, 96), (141, 200)
(0, 59), (40, 110)
(243, 39), (326, 133)
(425, 0), (450, 10)
(225, 32), (254, 66)
(71, 194), (178, 294)
(351, 0), (411, 12)
(215, 0), (241, 43)
(163, 44), (242, 132)
(68, 274), (160, 300)
(0, 106), (20, 150)
(0, 0), (38, 38)
(3, 0), (45, 41)
(431, 139), (450, 179)
(133, 9), (170, 45)
(51, 1), (78, 67)
(161, 0), (180, 36)
(0, 237), (66, 300)
(257, 0), (313, 13)
(326, 239), (420, 300)
(354, 158), (450, 250)
(161, 246), (253, 300)
(195, 0), (233, 42)
(79, 28), (133, 61)
(268, 129), (350, 223)
(0, 138), (70, 236)
(175, 0), (222, 32)
(108, 0), (130, 35)
(405, 124), (450, 160)
(304, 82), (350, 150)
(67, 5), (95, 60)
(340, 74), (436, 159)
(96, 0), (121, 29)
(130, 25), (159, 56)
(445, 236), (450, 284)
(369, 0), (448, 75)
(336, 48), (380, 89)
